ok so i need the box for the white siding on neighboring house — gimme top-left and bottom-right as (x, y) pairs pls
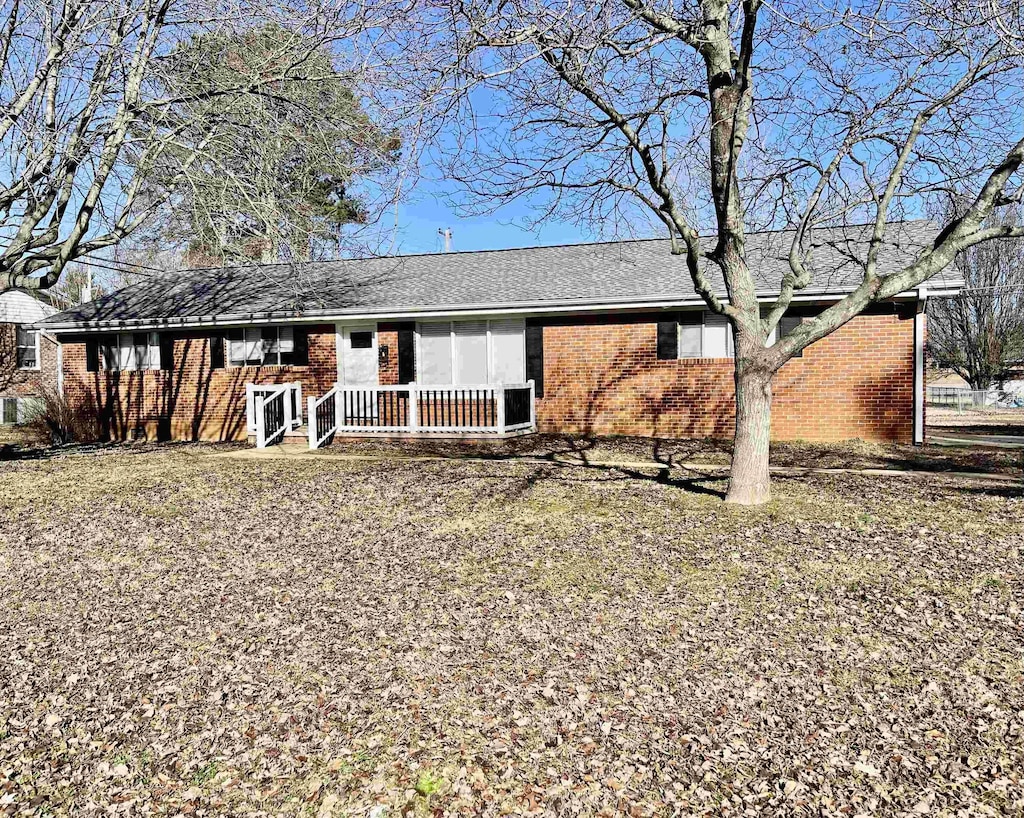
(0, 290), (58, 324)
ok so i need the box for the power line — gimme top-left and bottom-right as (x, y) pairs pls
(0, 239), (164, 278)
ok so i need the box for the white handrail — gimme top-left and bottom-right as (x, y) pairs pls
(246, 382), (302, 434)
(308, 383), (340, 449)
(254, 383), (292, 448)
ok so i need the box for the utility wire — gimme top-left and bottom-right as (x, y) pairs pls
(0, 239), (165, 277)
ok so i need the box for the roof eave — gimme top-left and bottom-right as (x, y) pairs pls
(41, 283), (962, 333)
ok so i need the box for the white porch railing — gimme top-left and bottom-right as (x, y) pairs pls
(246, 383), (303, 448)
(308, 384), (339, 449)
(307, 382), (535, 447)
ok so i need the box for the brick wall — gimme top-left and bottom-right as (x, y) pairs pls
(61, 325), (337, 441)
(376, 323), (401, 386)
(59, 309), (917, 444)
(534, 306), (916, 443)
(0, 322), (59, 399)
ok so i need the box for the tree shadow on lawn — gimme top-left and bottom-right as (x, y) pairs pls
(425, 451), (730, 501)
(949, 482), (1024, 499)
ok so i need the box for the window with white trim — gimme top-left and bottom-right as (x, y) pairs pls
(1, 397), (18, 424)
(674, 310), (804, 359)
(101, 332), (160, 371)
(226, 326), (295, 367)
(416, 319), (526, 384)
(677, 311), (735, 358)
(0, 396), (43, 425)
(16, 326), (39, 369)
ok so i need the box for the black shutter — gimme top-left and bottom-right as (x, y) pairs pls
(779, 315), (804, 358)
(292, 326), (309, 366)
(159, 333), (174, 371)
(525, 323), (544, 398)
(86, 337), (100, 372)
(657, 317), (678, 360)
(397, 323), (415, 384)
(209, 334), (225, 369)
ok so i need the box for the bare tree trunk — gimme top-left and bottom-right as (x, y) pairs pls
(726, 363), (772, 505)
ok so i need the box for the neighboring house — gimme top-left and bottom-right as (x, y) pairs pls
(0, 290), (58, 426)
(40, 222), (962, 445)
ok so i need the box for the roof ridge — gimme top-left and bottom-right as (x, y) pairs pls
(166, 219), (936, 275)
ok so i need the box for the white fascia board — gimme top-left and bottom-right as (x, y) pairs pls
(41, 285), (955, 334)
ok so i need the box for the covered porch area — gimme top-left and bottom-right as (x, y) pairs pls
(248, 381), (537, 449)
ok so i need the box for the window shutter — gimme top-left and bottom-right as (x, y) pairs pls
(292, 326), (309, 366)
(779, 315), (804, 358)
(656, 316), (679, 360)
(102, 335), (119, 371)
(209, 334), (225, 369)
(397, 323), (415, 384)
(86, 337), (100, 372)
(159, 333), (174, 371)
(525, 323), (544, 398)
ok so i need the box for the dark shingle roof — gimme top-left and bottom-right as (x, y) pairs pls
(43, 221), (960, 330)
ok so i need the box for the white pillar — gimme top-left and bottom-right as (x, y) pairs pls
(408, 385), (418, 431)
(913, 287), (927, 446)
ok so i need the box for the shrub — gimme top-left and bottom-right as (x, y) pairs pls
(25, 386), (102, 445)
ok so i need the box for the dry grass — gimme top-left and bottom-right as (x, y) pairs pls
(1, 447), (1022, 816)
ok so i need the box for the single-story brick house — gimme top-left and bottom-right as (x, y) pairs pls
(39, 222), (961, 446)
(0, 290), (58, 427)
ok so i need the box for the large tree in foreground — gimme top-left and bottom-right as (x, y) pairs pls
(428, 0), (1024, 504)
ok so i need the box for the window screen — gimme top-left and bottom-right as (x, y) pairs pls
(419, 322), (452, 383)
(704, 313), (732, 358)
(678, 312), (702, 358)
(1, 398), (17, 425)
(454, 321), (488, 384)
(228, 328), (264, 366)
(490, 319), (525, 383)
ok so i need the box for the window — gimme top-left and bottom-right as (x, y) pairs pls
(674, 311), (735, 359)
(668, 310), (806, 360)
(16, 326), (39, 369)
(0, 396), (40, 425)
(349, 331), (372, 349)
(1, 397), (17, 425)
(101, 332), (160, 371)
(417, 319), (526, 384)
(226, 326), (295, 367)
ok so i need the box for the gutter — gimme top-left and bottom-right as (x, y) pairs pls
(40, 285), (964, 334)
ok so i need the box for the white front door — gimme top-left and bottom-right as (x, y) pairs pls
(339, 325), (378, 385)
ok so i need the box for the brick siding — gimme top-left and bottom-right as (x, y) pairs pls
(0, 322), (59, 399)
(534, 306), (916, 443)
(61, 325), (336, 441)
(59, 309), (917, 443)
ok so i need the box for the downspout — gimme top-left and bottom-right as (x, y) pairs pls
(913, 286), (927, 446)
(41, 329), (64, 398)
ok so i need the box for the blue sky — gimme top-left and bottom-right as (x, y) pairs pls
(389, 192), (592, 256)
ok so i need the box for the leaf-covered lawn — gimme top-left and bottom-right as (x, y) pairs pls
(1, 448), (1022, 816)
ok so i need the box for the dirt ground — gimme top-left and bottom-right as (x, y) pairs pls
(927, 407), (1024, 438)
(1, 446), (1022, 816)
